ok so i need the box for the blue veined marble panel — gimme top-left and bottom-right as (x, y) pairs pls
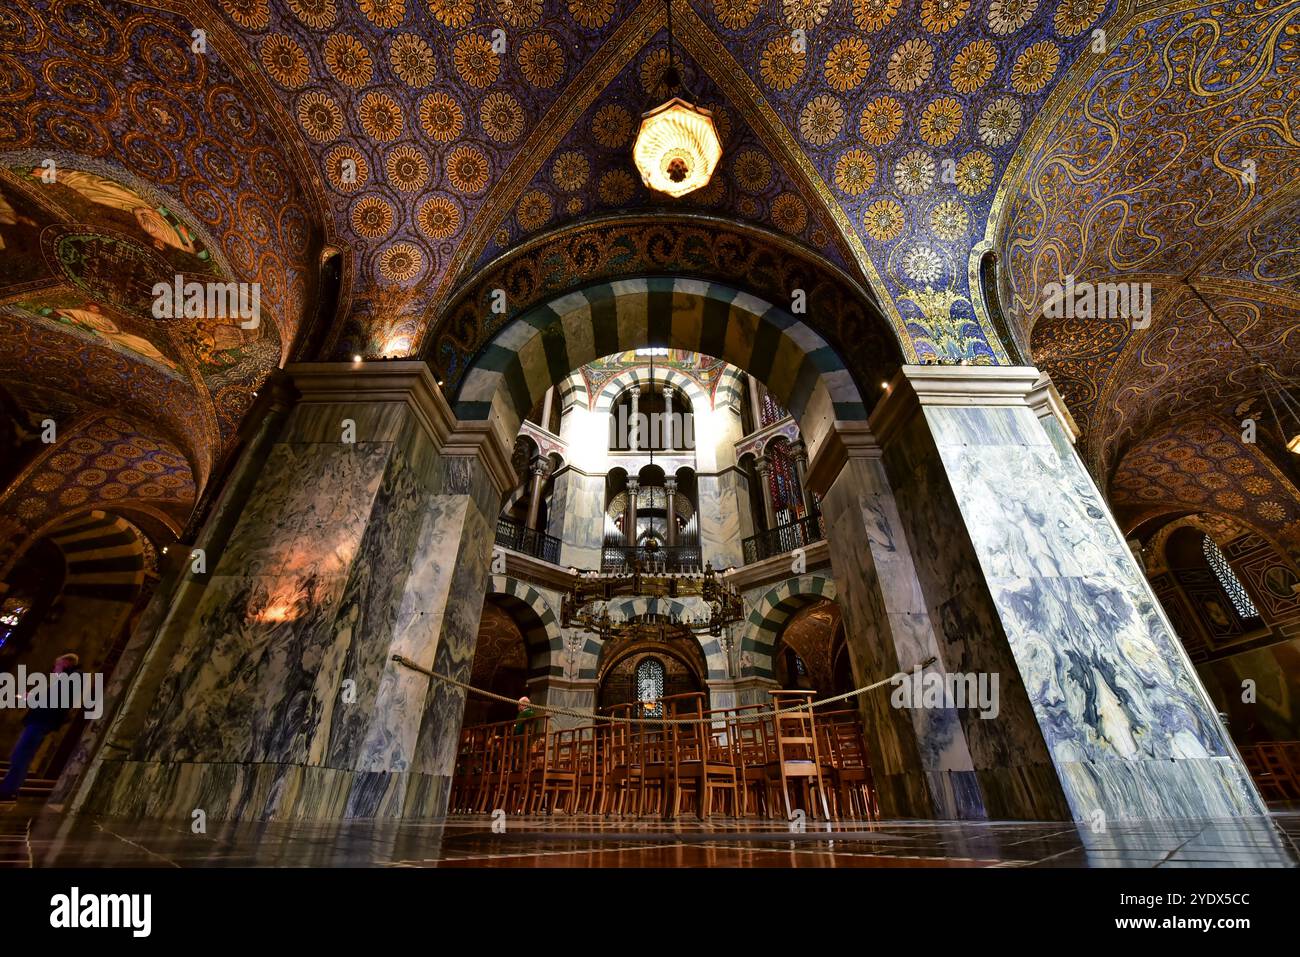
(218, 442), (391, 583)
(921, 403), (1265, 819)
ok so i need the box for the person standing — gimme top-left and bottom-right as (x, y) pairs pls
(0, 653), (80, 802)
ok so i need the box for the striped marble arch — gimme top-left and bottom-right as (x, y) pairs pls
(556, 370), (590, 414)
(713, 367), (748, 412)
(453, 278), (868, 463)
(48, 511), (148, 603)
(592, 367), (712, 417)
(595, 595), (729, 680)
(740, 575), (838, 680)
(487, 576), (564, 680)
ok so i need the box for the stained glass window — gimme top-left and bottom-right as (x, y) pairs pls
(765, 438), (805, 518)
(1203, 536), (1259, 621)
(636, 657), (665, 717)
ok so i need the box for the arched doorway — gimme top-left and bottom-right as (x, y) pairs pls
(461, 600), (530, 727)
(596, 632), (708, 713)
(771, 598), (851, 700)
(460, 580), (562, 728)
(0, 511), (157, 795)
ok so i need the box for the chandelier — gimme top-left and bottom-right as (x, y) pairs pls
(562, 559), (744, 641)
(631, 0), (722, 198)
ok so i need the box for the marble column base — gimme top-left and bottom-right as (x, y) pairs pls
(864, 366), (1265, 823)
(73, 363), (514, 824)
(79, 759), (451, 822)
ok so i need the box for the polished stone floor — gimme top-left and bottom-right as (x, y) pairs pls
(2, 799), (1297, 867)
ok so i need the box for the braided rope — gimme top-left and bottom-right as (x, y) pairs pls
(391, 654), (936, 725)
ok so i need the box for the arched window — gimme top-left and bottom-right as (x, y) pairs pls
(635, 657), (665, 717)
(1202, 535), (1260, 620)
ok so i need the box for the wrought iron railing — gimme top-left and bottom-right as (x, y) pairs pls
(742, 514), (824, 565)
(495, 517), (562, 564)
(601, 543), (703, 573)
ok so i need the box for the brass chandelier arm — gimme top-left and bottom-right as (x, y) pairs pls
(561, 559), (744, 640)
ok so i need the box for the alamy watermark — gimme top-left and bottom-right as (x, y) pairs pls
(608, 404), (695, 450)
(0, 666), (104, 719)
(1040, 275), (1152, 329)
(151, 275), (260, 329)
(890, 665), (1000, 719)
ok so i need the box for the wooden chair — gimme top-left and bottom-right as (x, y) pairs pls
(824, 716), (876, 820)
(600, 705), (643, 816)
(1255, 742), (1300, 802)
(666, 693), (739, 818)
(474, 721), (510, 813)
(637, 703), (671, 817)
(539, 726), (580, 813)
(496, 714), (547, 813)
(449, 725), (477, 812)
(1240, 745), (1284, 802)
(765, 689), (831, 820)
(575, 724), (604, 814)
(733, 703), (774, 817)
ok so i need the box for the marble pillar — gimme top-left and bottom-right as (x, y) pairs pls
(664, 477), (678, 548)
(790, 440), (817, 518)
(71, 362), (514, 822)
(813, 428), (1006, 819)
(753, 456), (776, 530)
(629, 386), (642, 453)
(697, 473), (744, 570)
(550, 398), (607, 571)
(625, 478), (639, 547)
(864, 365), (1264, 822)
(524, 455), (550, 531)
(547, 467), (605, 571)
(663, 386), (676, 450)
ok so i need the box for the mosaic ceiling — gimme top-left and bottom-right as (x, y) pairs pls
(998, 0), (1300, 549)
(189, 0), (1120, 363)
(2, 0), (1296, 556)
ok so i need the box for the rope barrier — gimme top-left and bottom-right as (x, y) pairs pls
(390, 653), (937, 725)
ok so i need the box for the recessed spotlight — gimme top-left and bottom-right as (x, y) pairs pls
(352, 354), (362, 364)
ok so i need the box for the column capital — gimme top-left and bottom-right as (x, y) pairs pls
(663, 476), (677, 491)
(285, 361), (517, 496)
(868, 364), (1045, 448)
(626, 478), (640, 494)
(529, 455), (552, 477)
(753, 455), (772, 474)
(1026, 373), (1081, 443)
(804, 421), (880, 496)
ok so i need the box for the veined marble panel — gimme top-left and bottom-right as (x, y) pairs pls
(698, 474), (743, 570)
(821, 454), (998, 819)
(551, 470), (604, 571)
(85, 388), (507, 821)
(910, 402), (1264, 820)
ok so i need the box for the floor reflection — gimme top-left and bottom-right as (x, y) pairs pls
(2, 802), (1297, 868)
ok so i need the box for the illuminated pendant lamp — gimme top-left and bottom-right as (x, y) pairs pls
(632, 0), (722, 198)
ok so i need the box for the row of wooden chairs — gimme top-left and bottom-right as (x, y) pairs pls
(448, 690), (878, 820)
(1240, 741), (1300, 803)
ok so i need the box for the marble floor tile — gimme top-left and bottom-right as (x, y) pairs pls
(1, 802), (1297, 868)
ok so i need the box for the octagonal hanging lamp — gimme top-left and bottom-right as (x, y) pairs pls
(632, 0), (721, 198)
